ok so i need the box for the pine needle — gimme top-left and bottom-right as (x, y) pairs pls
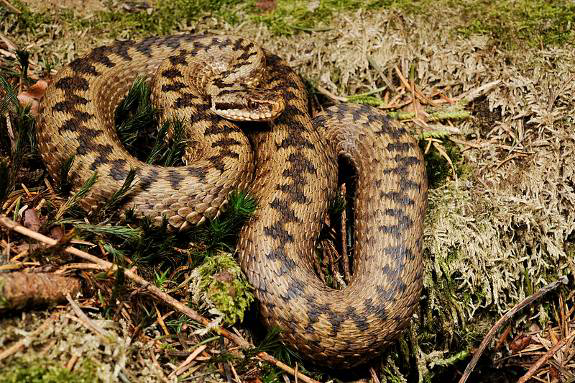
(116, 77), (155, 149)
(98, 168), (137, 216)
(54, 172), (97, 220)
(0, 76), (19, 113)
(57, 220), (142, 241)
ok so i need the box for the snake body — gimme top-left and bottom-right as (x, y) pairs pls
(37, 34), (427, 368)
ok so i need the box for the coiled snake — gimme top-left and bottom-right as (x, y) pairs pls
(37, 34), (427, 368)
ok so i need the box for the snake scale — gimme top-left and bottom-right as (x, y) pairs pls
(37, 34), (427, 368)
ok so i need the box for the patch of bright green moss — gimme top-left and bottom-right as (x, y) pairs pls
(456, 0), (575, 47)
(81, 0), (246, 37)
(0, 358), (97, 383)
(195, 253), (254, 324)
(2, 0), (52, 32)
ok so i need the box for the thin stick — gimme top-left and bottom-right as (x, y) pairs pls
(314, 85), (347, 102)
(0, 214), (320, 383)
(0, 0), (21, 14)
(170, 344), (207, 377)
(66, 294), (111, 338)
(517, 333), (575, 383)
(458, 275), (568, 383)
(369, 367), (381, 383)
(257, 352), (320, 383)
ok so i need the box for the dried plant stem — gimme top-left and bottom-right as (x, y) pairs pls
(458, 275), (568, 383)
(170, 344), (207, 377)
(66, 293), (111, 338)
(257, 352), (319, 383)
(0, 0), (21, 14)
(517, 333), (575, 383)
(314, 84), (347, 102)
(0, 214), (320, 383)
(369, 367), (381, 383)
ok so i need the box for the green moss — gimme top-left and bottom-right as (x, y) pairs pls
(250, 0), (432, 35)
(75, 0), (246, 38)
(456, 0), (575, 47)
(194, 253), (254, 324)
(0, 358), (97, 383)
(2, 0), (52, 32)
(6, 0), (574, 54)
(252, 0), (575, 45)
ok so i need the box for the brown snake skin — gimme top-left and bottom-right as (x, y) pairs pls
(37, 34), (427, 368)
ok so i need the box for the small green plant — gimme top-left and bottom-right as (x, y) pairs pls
(116, 77), (155, 149)
(102, 243), (127, 265)
(192, 191), (257, 252)
(146, 119), (187, 166)
(0, 76), (38, 198)
(115, 78), (187, 166)
(154, 269), (170, 288)
(58, 156), (75, 195)
(103, 267), (126, 318)
(57, 221), (142, 242)
(97, 168), (137, 217)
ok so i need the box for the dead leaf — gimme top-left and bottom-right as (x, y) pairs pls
(50, 226), (65, 242)
(510, 334), (532, 353)
(23, 208), (42, 232)
(255, 0), (276, 12)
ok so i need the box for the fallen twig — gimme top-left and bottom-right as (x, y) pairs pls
(0, 272), (81, 310)
(314, 84), (347, 102)
(517, 333), (575, 383)
(257, 352), (319, 383)
(0, 214), (320, 383)
(340, 183), (351, 283)
(458, 275), (568, 383)
(0, 0), (21, 14)
(456, 80), (501, 104)
(170, 344), (207, 377)
(66, 293), (112, 339)
(369, 367), (381, 383)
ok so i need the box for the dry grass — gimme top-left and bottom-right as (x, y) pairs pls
(1, 0), (574, 382)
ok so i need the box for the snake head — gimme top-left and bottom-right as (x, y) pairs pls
(211, 88), (286, 122)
